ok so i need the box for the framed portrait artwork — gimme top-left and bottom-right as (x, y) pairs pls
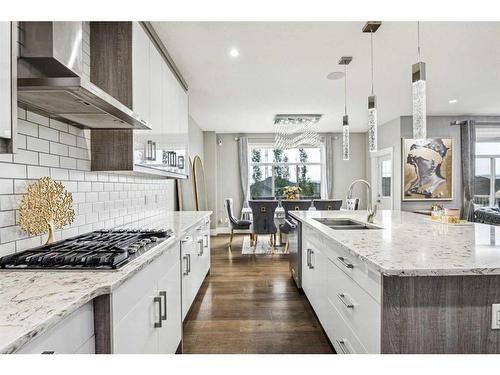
(402, 138), (453, 201)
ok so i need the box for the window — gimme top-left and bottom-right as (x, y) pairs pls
(474, 127), (500, 207)
(249, 145), (322, 199)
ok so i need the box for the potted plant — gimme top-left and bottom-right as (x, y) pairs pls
(283, 186), (302, 200)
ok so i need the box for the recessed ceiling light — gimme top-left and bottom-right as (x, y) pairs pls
(448, 99), (457, 104)
(326, 71), (345, 80)
(229, 48), (239, 57)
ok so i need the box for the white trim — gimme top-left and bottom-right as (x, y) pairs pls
(370, 147), (394, 210)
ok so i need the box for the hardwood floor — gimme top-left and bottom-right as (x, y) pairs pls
(183, 234), (334, 354)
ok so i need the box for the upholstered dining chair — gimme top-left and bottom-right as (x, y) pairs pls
(346, 198), (360, 210)
(279, 200), (312, 252)
(224, 198), (252, 248)
(248, 200), (279, 251)
(313, 199), (343, 211)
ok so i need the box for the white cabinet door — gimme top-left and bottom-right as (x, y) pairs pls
(113, 282), (160, 354)
(132, 22), (150, 123)
(157, 260), (182, 353)
(176, 80), (188, 137)
(181, 234), (195, 320)
(149, 43), (163, 132)
(162, 63), (177, 134)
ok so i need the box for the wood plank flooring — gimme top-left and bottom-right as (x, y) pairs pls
(183, 234), (334, 354)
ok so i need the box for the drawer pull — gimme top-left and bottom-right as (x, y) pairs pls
(181, 236), (191, 243)
(159, 291), (167, 320)
(204, 234), (209, 248)
(309, 250), (314, 269)
(336, 338), (352, 354)
(154, 296), (162, 328)
(41, 351), (55, 354)
(337, 256), (354, 269)
(183, 255), (189, 275)
(187, 254), (191, 273)
(337, 293), (355, 309)
(198, 239), (204, 256)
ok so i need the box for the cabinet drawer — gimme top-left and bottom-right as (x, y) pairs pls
(17, 302), (94, 354)
(113, 240), (178, 324)
(326, 258), (381, 353)
(324, 298), (367, 354)
(305, 224), (381, 302)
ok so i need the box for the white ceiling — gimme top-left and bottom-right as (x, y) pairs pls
(152, 22), (500, 133)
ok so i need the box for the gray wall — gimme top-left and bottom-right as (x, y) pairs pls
(213, 132), (369, 230)
(203, 132), (218, 229)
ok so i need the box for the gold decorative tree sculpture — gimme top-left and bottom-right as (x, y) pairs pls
(19, 177), (75, 245)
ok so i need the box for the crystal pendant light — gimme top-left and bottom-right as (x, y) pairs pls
(339, 56), (352, 161)
(363, 21), (381, 152)
(412, 22), (427, 139)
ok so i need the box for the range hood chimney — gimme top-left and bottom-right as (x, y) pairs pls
(17, 22), (150, 130)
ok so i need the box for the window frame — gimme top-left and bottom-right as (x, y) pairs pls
(248, 143), (323, 199)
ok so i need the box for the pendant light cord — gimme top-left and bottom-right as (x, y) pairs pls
(417, 21), (421, 61)
(370, 31), (374, 96)
(344, 64), (347, 116)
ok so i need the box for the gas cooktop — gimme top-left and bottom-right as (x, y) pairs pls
(0, 229), (173, 270)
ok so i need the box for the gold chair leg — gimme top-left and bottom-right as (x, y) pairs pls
(229, 229), (234, 247)
(285, 240), (289, 253)
(253, 235), (258, 248)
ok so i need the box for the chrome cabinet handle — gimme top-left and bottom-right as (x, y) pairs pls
(196, 226), (202, 232)
(159, 291), (167, 320)
(336, 339), (351, 354)
(337, 256), (354, 269)
(197, 239), (204, 256)
(146, 140), (152, 160)
(152, 142), (156, 161)
(306, 249), (311, 268)
(41, 351), (55, 354)
(337, 293), (355, 309)
(154, 296), (162, 328)
(309, 250), (314, 269)
(183, 255), (189, 275)
(204, 234), (209, 248)
(187, 254), (191, 273)
(181, 236), (191, 243)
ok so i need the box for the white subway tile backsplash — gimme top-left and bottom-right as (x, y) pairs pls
(39, 126), (59, 141)
(50, 141), (69, 156)
(13, 149), (39, 165)
(27, 110), (49, 126)
(18, 119), (39, 137)
(0, 163), (26, 179)
(0, 108), (173, 254)
(60, 156), (77, 170)
(50, 168), (69, 181)
(27, 166), (49, 179)
(0, 179), (13, 194)
(49, 118), (69, 133)
(60, 132), (77, 146)
(39, 153), (60, 167)
(26, 137), (50, 153)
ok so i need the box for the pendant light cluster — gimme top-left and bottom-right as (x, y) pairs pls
(338, 56), (352, 160)
(362, 21), (381, 153)
(412, 21), (427, 139)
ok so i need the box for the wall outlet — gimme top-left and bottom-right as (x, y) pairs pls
(492, 304), (500, 330)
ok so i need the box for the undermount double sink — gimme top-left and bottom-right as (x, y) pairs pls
(313, 218), (382, 230)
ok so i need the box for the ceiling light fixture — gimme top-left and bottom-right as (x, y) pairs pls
(274, 114), (322, 149)
(339, 56), (352, 161)
(412, 22), (427, 139)
(326, 71), (345, 80)
(229, 48), (239, 57)
(363, 21), (381, 153)
(448, 99), (457, 104)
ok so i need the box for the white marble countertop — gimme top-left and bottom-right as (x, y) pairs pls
(0, 211), (211, 354)
(289, 210), (500, 277)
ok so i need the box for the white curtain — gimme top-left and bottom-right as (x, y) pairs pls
(238, 137), (250, 207)
(322, 134), (335, 199)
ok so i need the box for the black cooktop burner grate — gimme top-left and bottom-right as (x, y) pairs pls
(0, 229), (173, 270)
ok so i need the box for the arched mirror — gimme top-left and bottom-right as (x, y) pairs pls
(176, 157), (196, 211)
(192, 155), (208, 211)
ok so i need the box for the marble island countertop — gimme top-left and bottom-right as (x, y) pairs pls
(0, 211), (211, 354)
(290, 210), (500, 277)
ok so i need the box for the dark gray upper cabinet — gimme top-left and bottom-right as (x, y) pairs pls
(90, 22), (189, 179)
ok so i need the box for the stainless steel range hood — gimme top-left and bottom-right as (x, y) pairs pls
(17, 22), (150, 130)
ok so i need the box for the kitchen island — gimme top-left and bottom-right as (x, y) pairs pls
(290, 209), (500, 354)
(0, 211), (211, 354)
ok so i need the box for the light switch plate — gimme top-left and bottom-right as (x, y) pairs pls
(492, 304), (500, 329)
